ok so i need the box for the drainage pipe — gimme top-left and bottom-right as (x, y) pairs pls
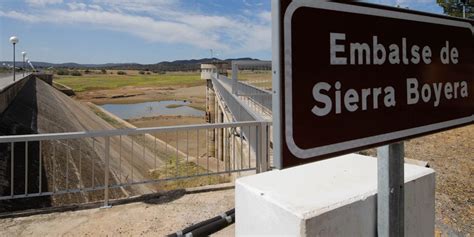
(168, 208), (235, 237)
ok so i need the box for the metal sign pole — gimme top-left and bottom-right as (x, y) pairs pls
(377, 142), (405, 237)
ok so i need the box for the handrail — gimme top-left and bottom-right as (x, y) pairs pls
(0, 121), (270, 143)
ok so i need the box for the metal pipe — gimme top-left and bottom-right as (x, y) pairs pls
(0, 121), (269, 143)
(377, 143), (405, 237)
(168, 209), (235, 237)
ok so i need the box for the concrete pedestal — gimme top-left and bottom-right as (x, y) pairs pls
(235, 154), (435, 236)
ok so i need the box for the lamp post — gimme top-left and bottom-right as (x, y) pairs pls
(9, 36), (19, 82)
(22, 51), (26, 77)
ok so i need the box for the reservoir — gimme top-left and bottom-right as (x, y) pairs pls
(100, 100), (205, 119)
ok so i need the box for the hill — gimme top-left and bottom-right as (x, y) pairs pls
(0, 58), (262, 72)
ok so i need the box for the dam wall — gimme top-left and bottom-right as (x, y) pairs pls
(0, 75), (32, 114)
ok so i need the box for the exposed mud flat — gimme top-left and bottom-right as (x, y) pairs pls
(75, 85), (206, 109)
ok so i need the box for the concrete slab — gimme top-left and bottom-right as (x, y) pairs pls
(236, 154), (435, 236)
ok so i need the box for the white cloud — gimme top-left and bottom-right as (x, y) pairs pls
(67, 2), (87, 11)
(2, 1), (271, 55)
(258, 11), (271, 23)
(25, 0), (63, 6)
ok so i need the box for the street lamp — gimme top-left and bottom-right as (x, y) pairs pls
(22, 51), (27, 77)
(9, 36), (19, 82)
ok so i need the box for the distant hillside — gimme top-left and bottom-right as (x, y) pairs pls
(0, 58), (262, 72)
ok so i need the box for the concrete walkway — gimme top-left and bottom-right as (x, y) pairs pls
(0, 184), (236, 236)
(0, 73), (30, 92)
(217, 77), (272, 120)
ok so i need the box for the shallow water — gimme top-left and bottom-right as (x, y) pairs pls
(100, 100), (204, 119)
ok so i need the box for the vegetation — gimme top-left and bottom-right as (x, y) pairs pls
(54, 71), (204, 92)
(70, 70), (82, 76)
(117, 71), (127, 75)
(87, 104), (127, 128)
(139, 71), (145, 75)
(101, 69), (107, 74)
(437, 0), (473, 18)
(56, 69), (69, 75)
(150, 158), (229, 191)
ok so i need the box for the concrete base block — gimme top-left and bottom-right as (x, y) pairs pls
(235, 154), (435, 237)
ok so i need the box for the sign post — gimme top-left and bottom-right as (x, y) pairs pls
(377, 143), (405, 237)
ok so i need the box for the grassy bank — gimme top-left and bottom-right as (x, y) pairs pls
(54, 71), (203, 92)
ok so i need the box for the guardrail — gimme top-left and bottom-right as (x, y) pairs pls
(235, 80), (272, 113)
(0, 121), (270, 207)
(215, 75), (272, 115)
(211, 75), (264, 122)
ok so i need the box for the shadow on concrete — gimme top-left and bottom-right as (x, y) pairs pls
(0, 184), (235, 219)
(0, 78), (51, 212)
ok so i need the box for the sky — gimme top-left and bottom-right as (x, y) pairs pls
(0, 0), (446, 64)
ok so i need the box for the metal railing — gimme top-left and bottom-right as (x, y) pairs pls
(211, 75), (264, 122)
(235, 80), (272, 113)
(0, 121), (271, 207)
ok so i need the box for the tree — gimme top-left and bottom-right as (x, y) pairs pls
(56, 69), (69, 75)
(70, 70), (82, 76)
(101, 69), (107, 74)
(437, 0), (474, 18)
(117, 71), (127, 75)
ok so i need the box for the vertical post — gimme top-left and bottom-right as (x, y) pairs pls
(23, 55), (25, 77)
(25, 141), (28, 196)
(232, 62), (238, 95)
(271, 0), (282, 169)
(10, 142), (14, 197)
(258, 124), (262, 174)
(258, 122), (269, 172)
(13, 43), (16, 82)
(102, 136), (111, 208)
(463, 4), (466, 19)
(377, 142), (404, 237)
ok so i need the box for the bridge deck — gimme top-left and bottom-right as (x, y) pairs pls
(217, 77), (272, 121)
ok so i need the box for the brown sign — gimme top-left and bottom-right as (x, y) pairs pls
(275, 1), (474, 168)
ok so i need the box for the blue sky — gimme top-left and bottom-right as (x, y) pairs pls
(0, 0), (445, 64)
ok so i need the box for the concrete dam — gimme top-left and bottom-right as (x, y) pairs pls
(0, 75), (159, 211)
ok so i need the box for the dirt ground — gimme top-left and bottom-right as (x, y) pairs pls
(127, 116), (209, 160)
(0, 185), (235, 236)
(362, 125), (473, 236)
(409, 126), (473, 236)
(75, 85), (206, 110)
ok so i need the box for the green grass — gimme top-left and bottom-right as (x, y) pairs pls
(54, 72), (204, 92)
(87, 104), (127, 128)
(151, 158), (229, 191)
